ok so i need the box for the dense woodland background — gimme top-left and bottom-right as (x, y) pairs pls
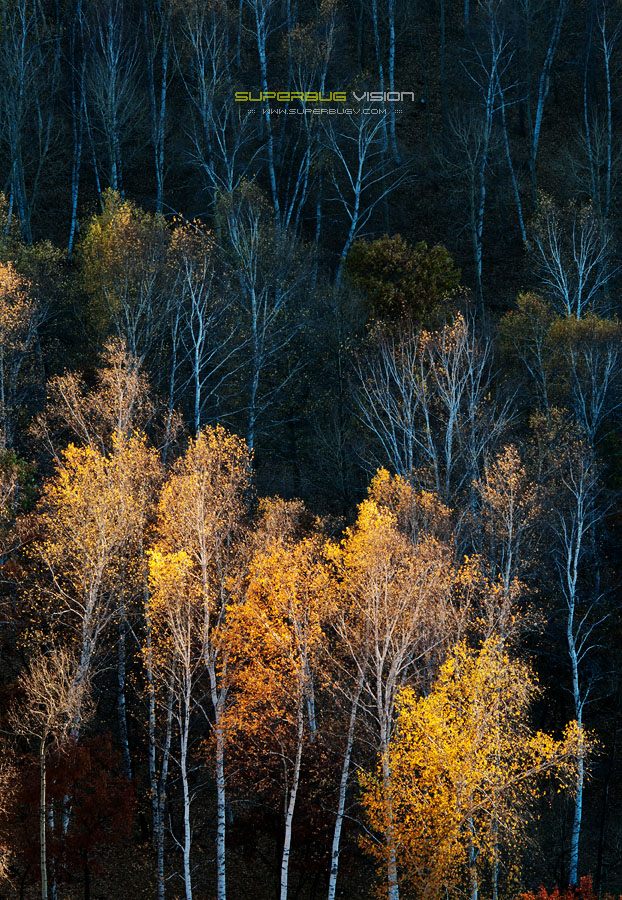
(0, 0), (622, 898)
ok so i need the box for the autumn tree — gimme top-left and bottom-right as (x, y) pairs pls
(501, 296), (622, 446)
(474, 444), (541, 635)
(78, 190), (170, 358)
(30, 433), (161, 751)
(0, 758), (16, 883)
(148, 547), (208, 900)
(227, 498), (330, 900)
(326, 469), (471, 900)
(360, 638), (582, 900)
(11, 646), (92, 900)
(0, 262), (43, 447)
(149, 424), (250, 900)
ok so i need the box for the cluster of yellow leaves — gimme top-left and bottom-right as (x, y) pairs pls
(78, 189), (169, 335)
(367, 467), (452, 540)
(147, 425), (251, 677)
(225, 498), (330, 738)
(0, 262), (33, 352)
(32, 433), (161, 642)
(0, 261), (38, 444)
(360, 638), (584, 900)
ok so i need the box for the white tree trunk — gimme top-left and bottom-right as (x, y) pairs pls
(215, 723), (227, 900)
(327, 674), (363, 900)
(180, 692), (193, 900)
(280, 707), (304, 900)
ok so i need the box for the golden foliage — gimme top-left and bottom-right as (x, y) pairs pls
(360, 638), (584, 900)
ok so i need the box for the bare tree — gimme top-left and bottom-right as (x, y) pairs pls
(356, 314), (511, 510)
(530, 196), (619, 318)
(546, 440), (606, 886)
(220, 186), (308, 450)
(0, 0), (61, 242)
(453, 1), (514, 314)
(564, 113), (622, 222)
(519, 0), (568, 208)
(323, 111), (409, 289)
(85, 0), (143, 195)
(142, 0), (173, 211)
(168, 222), (239, 435)
(242, 0), (283, 223)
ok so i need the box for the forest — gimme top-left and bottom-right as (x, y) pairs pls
(0, 0), (621, 898)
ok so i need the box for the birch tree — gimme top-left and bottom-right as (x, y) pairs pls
(85, 0), (143, 196)
(220, 186), (308, 450)
(546, 440), (606, 886)
(0, 262), (44, 447)
(79, 191), (170, 359)
(150, 425), (250, 900)
(323, 111), (409, 289)
(168, 220), (238, 436)
(0, 0), (61, 242)
(228, 498), (329, 900)
(326, 471), (466, 900)
(530, 196), (618, 318)
(360, 638), (582, 900)
(12, 647), (92, 900)
(356, 314), (510, 509)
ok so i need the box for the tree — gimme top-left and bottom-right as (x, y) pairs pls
(228, 498), (329, 900)
(518, 0), (568, 209)
(11, 646), (92, 900)
(85, 0), (143, 196)
(459, 1), (514, 315)
(0, 262), (44, 447)
(360, 638), (583, 900)
(0, 758), (16, 882)
(78, 190), (170, 358)
(142, 0), (173, 212)
(356, 314), (510, 513)
(322, 111), (409, 289)
(168, 220), (238, 436)
(149, 425), (250, 900)
(326, 470), (470, 900)
(475, 444), (540, 633)
(31, 433), (161, 744)
(325, 468), (467, 900)
(148, 548), (208, 900)
(501, 297), (622, 445)
(0, 0), (61, 242)
(219, 186), (309, 450)
(545, 439), (606, 886)
(345, 234), (460, 325)
(530, 197), (618, 319)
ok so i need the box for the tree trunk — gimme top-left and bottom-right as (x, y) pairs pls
(117, 614), (132, 779)
(40, 740), (48, 900)
(215, 722), (227, 900)
(327, 674), (363, 900)
(181, 690), (193, 900)
(280, 706), (304, 900)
